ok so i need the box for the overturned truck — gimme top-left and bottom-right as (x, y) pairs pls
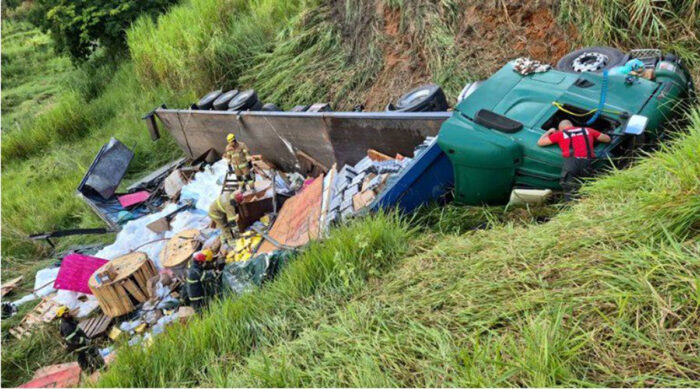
(145, 47), (694, 208)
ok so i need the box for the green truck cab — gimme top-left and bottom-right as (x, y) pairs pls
(438, 51), (695, 205)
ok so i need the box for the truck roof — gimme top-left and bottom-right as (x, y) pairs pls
(455, 61), (659, 130)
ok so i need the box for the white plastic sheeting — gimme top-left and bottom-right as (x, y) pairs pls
(11, 267), (60, 307)
(94, 160), (228, 267)
(34, 160), (228, 317)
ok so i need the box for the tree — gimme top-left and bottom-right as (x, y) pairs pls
(29, 0), (177, 62)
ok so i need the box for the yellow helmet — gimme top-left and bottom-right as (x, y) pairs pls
(194, 249), (214, 262)
(227, 133), (235, 143)
(56, 306), (70, 318)
(202, 248), (214, 261)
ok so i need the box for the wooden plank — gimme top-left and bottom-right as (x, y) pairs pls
(132, 270), (147, 291)
(79, 314), (112, 338)
(122, 279), (147, 303)
(1, 276), (23, 297)
(258, 175), (323, 254)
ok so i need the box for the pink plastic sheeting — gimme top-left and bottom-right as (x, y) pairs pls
(118, 191), (150, 208)
(53, 254), (108, 294)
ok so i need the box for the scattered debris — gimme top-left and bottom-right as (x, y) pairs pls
(79, 313), (112, 339)
(9, 296), (61, 339)
(257, 175), (323, 254)
(18, 362), (82, 388)
(160, 229), (201, 278)
(117, 191), (151, 208)
(1, 276), (23, 297)
(53, 254), (109, 295)
(88, 253), (158, 318)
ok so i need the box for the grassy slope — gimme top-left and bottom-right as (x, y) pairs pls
(100, 113), (700, 387)
(2, 0), (700, 386)
(1, 20), (74, 132)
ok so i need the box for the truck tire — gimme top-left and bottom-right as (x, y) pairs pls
(261, 103), (282, 111)
(556, 47), (625, 73)
(386, 84), (448, 112)
(227, 89), (259, 111)
(196, 90), (222, 110)
(212, 89), (238, 110)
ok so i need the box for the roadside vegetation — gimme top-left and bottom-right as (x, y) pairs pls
(1, 0), (699, 387)
(100, 111), (700, 387)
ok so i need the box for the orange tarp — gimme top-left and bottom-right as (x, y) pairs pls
(257, 175), (323, 254)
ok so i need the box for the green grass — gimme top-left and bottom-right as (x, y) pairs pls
(100, 110), (700, 387)
(98, 212), (413, 387)
(3, 0), (700, 386)
(1, 20), (74, 132)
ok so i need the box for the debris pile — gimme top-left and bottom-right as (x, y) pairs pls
(10, 132), (445, 387)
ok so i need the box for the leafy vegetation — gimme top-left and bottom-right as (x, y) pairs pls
(28, 0), (178, 61)
(1, 20), (74, 132)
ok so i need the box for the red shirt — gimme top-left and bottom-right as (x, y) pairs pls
(548, 127), (601, 158)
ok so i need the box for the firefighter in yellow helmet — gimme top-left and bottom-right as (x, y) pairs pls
(208, 190), (244, 249)
(56, 306), (104, 373)
(186, 249), (219, 311)
(223, 133), (254, 190)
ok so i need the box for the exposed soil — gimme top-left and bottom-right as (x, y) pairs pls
(358, 0), (578, 110)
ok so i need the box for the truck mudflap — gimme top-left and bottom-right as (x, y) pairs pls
(152, 108), (450, 171)
(371, 140), (454, 214)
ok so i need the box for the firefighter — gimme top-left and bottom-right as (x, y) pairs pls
(537, 119), (611, 200)
(223, 133), (254, 190)
(56, 306), (104, 373)
(208, 190), (244, 249)
(186, 249), (220, 311)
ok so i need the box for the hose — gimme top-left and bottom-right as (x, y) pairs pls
(586, 69), (608, 125)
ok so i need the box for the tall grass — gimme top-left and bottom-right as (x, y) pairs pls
(219, 111), (699, 387)
(240, 5), (383, 109)
(98, 111), (700, 387)
(97, 213), (413, 387)
(559, 0), (700, 79)
(126, 0), (303, 93)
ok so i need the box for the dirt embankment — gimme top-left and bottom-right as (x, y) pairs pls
(350, 1), (578, 109)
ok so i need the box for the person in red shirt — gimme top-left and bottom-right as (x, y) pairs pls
(537, 119), (611, 200)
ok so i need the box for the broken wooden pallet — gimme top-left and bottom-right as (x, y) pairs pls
(9, 296), (60, 340)
(78, 313), (112, 338)
(1, 276), (23, 297)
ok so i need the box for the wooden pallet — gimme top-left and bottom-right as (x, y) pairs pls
(78, 313), (112, 338)
(88, 252), (157, 318)
(9, 296), (60, 340)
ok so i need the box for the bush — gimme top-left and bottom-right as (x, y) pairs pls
(29, 0), (178, 62)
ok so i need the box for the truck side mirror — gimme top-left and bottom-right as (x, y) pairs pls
(624, 115), (648, 135)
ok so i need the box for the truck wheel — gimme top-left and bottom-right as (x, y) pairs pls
(196, 90), (222, 110)
(386, 84), (448, 112)
(212, 90), (238, 110)
(556, 47), (625, 73)
(261, 103), (282, 111)
(227, 89), (259, 111)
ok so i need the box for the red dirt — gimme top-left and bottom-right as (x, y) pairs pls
(361, 1), (577, 110)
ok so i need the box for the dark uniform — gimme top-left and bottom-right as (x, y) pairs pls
(59, 316), (104, 373)
(186, 261), (220, 311)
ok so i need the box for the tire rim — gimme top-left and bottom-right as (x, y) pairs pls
(572, 52), (609, 72)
